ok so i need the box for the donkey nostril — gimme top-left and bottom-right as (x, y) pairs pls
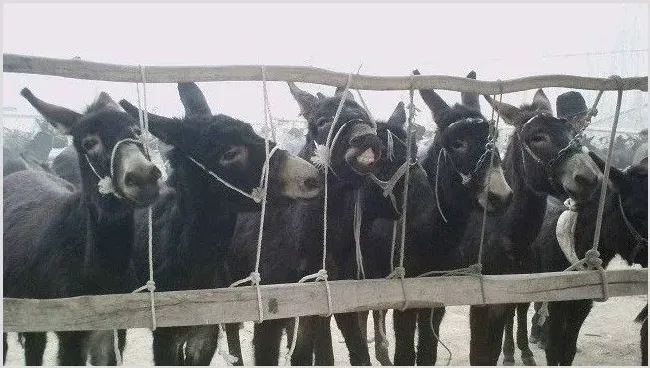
(304, 177), (323, 190)
(150, 166), (162, 181)
(574, 173), (595, 186)
(124, 172), (137, 187)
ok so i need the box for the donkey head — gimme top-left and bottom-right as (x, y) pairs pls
(484, 89), (601, 202)
(120, 83), (323, 208)
(21, 88), (161, 209)
(288, 82), (383, 181)
(418, 70), (513, 213)
(589, 152), (648, 266)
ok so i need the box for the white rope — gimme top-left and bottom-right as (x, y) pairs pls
(354, 189), (366, 280)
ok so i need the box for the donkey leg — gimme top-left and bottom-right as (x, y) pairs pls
(152, 327), (184, 365)
(183, 325), (220, 365)
(3, 333), (7, 364)
(560, 300), (592, 365)
(372, 310), (392, 366)
(515, 303), (537, 366)
(254, 319), (285, 365)
(529, 302), (542, 344)
(334, 312), (372, 365)
(86, 330), (126, 365)
(291, 316), (316, 365)
(544, 301), (564, 366)
(393, 308), (417, 365)
(502, 306), (516, 366)
(469, 304), (510, 366)
(641, 318), (647, 366)
(225, 323), (244, 366)
(56, 331), (87, 366)
(416, 307), (445, 366)
(358, 311), (369, 342)
(313, 315), (335, 365)
(23, 332), (47, 366)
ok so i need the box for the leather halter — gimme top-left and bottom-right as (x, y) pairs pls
(617, 192), (648, 263)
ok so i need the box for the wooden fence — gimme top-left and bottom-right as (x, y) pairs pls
(3, 53), (648, 333)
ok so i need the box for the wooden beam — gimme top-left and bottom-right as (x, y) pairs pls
(4, 54), (648, 93)
(3, 269), (646, 332)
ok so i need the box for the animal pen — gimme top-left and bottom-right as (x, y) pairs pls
(2, 52), (648, 343)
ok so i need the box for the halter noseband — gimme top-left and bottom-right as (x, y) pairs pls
(85, 138), (147, 198)
(519, 114), (584, 192)
(187, 145), (280, 203)
(311, 118), (377, 176)
(617, 192), (648, 263)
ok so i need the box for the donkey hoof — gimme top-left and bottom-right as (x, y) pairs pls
(503, 359), (515, 366)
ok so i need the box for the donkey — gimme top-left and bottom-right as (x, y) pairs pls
(228, 83), (385, 365)
(529, 153), (647, 365)
(119, 81), (324, 365)
(361, 70), (513, 366)
(3, 88), (161, 365)
(458, 89), (602, 365)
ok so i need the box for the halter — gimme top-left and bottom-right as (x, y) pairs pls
(85, 138), (146, 198)
(433, 118), (498, 222)
(310, 117), (377, 177)
(617, 192), (648, 263)
(518, 114), (584, 192)
(368, 129), (418, 216)
(187, 145), (280, 204)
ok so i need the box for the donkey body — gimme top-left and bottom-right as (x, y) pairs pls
(120, 82), (323, 365)
(530, 154), (647, 365)
(4, 88), (161, 365)
(458, 90), (602, 365)
(229, 84), (385, 365)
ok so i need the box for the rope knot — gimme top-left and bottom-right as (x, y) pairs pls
(584, 249), (603, 269)
(467, 263), (483, 275)
(250, 187), (264, 203)
(249, 271), (262, 285)
(563, 198), (579, 212)
(145, 280), (156, 292)
(315, 269), (329, 282)
(387, 266), (406, 279)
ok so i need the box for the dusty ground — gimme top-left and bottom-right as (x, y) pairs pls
(5, 256), (646, 366)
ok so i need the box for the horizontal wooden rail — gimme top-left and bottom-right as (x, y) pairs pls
(4, 269), (646, 332)
(4, 54), (648, 93)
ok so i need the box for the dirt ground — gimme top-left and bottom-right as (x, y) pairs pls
(5, 256), (646, 366)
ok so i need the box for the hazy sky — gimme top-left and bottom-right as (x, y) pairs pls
(3, 3), (648, 136)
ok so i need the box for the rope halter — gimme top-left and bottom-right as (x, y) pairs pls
(519, 113), (584, 192)
(311, 118), (377, 176)
(85, 138), (147, 198)
(187, 145), (280, 204)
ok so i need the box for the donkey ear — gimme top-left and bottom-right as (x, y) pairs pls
(119, 99), (177, 144)
(387, 101), (406, 129)
(21, 88), (82, 135)
(461, 70), (481, 112)
(288, 82), (318, 117)
(334, 86), (356, 102)
(588, 150), (627, 190)
(483, 94), (523, 126)
(533, 89), (553, 115)
(96, 92), (123, 112)
(413, 69), (450, 126)
(178, 82), (212, 117)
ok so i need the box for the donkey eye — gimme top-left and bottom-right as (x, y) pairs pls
(451, 140), (467, 151)
(83, 139), (98, 151)
(316, 117), (331, 127)
(530, 133), (550, 144)
(222, 148), (239, 161)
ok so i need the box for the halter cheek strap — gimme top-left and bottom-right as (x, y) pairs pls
(187, 145), (280, 203)
(85, 138), (145, 198)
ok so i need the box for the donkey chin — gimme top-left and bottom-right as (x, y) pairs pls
(476, 165), (513, 214)
(558, 152), (603, 203)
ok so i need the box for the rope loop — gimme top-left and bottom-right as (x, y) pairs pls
(386, 266), (406, 279)
(145, 280), (156, 293)
(584, 249), (603, 269)
(316, 269), (329, 282)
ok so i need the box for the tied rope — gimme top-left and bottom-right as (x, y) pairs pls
(285, 70), (357, 365)
(538, 76), (623, 326)
(385, 73), (417, 312)
(114, 65), (158, 366)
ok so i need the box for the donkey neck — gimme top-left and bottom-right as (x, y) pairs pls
(502, 134), (548, 246)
